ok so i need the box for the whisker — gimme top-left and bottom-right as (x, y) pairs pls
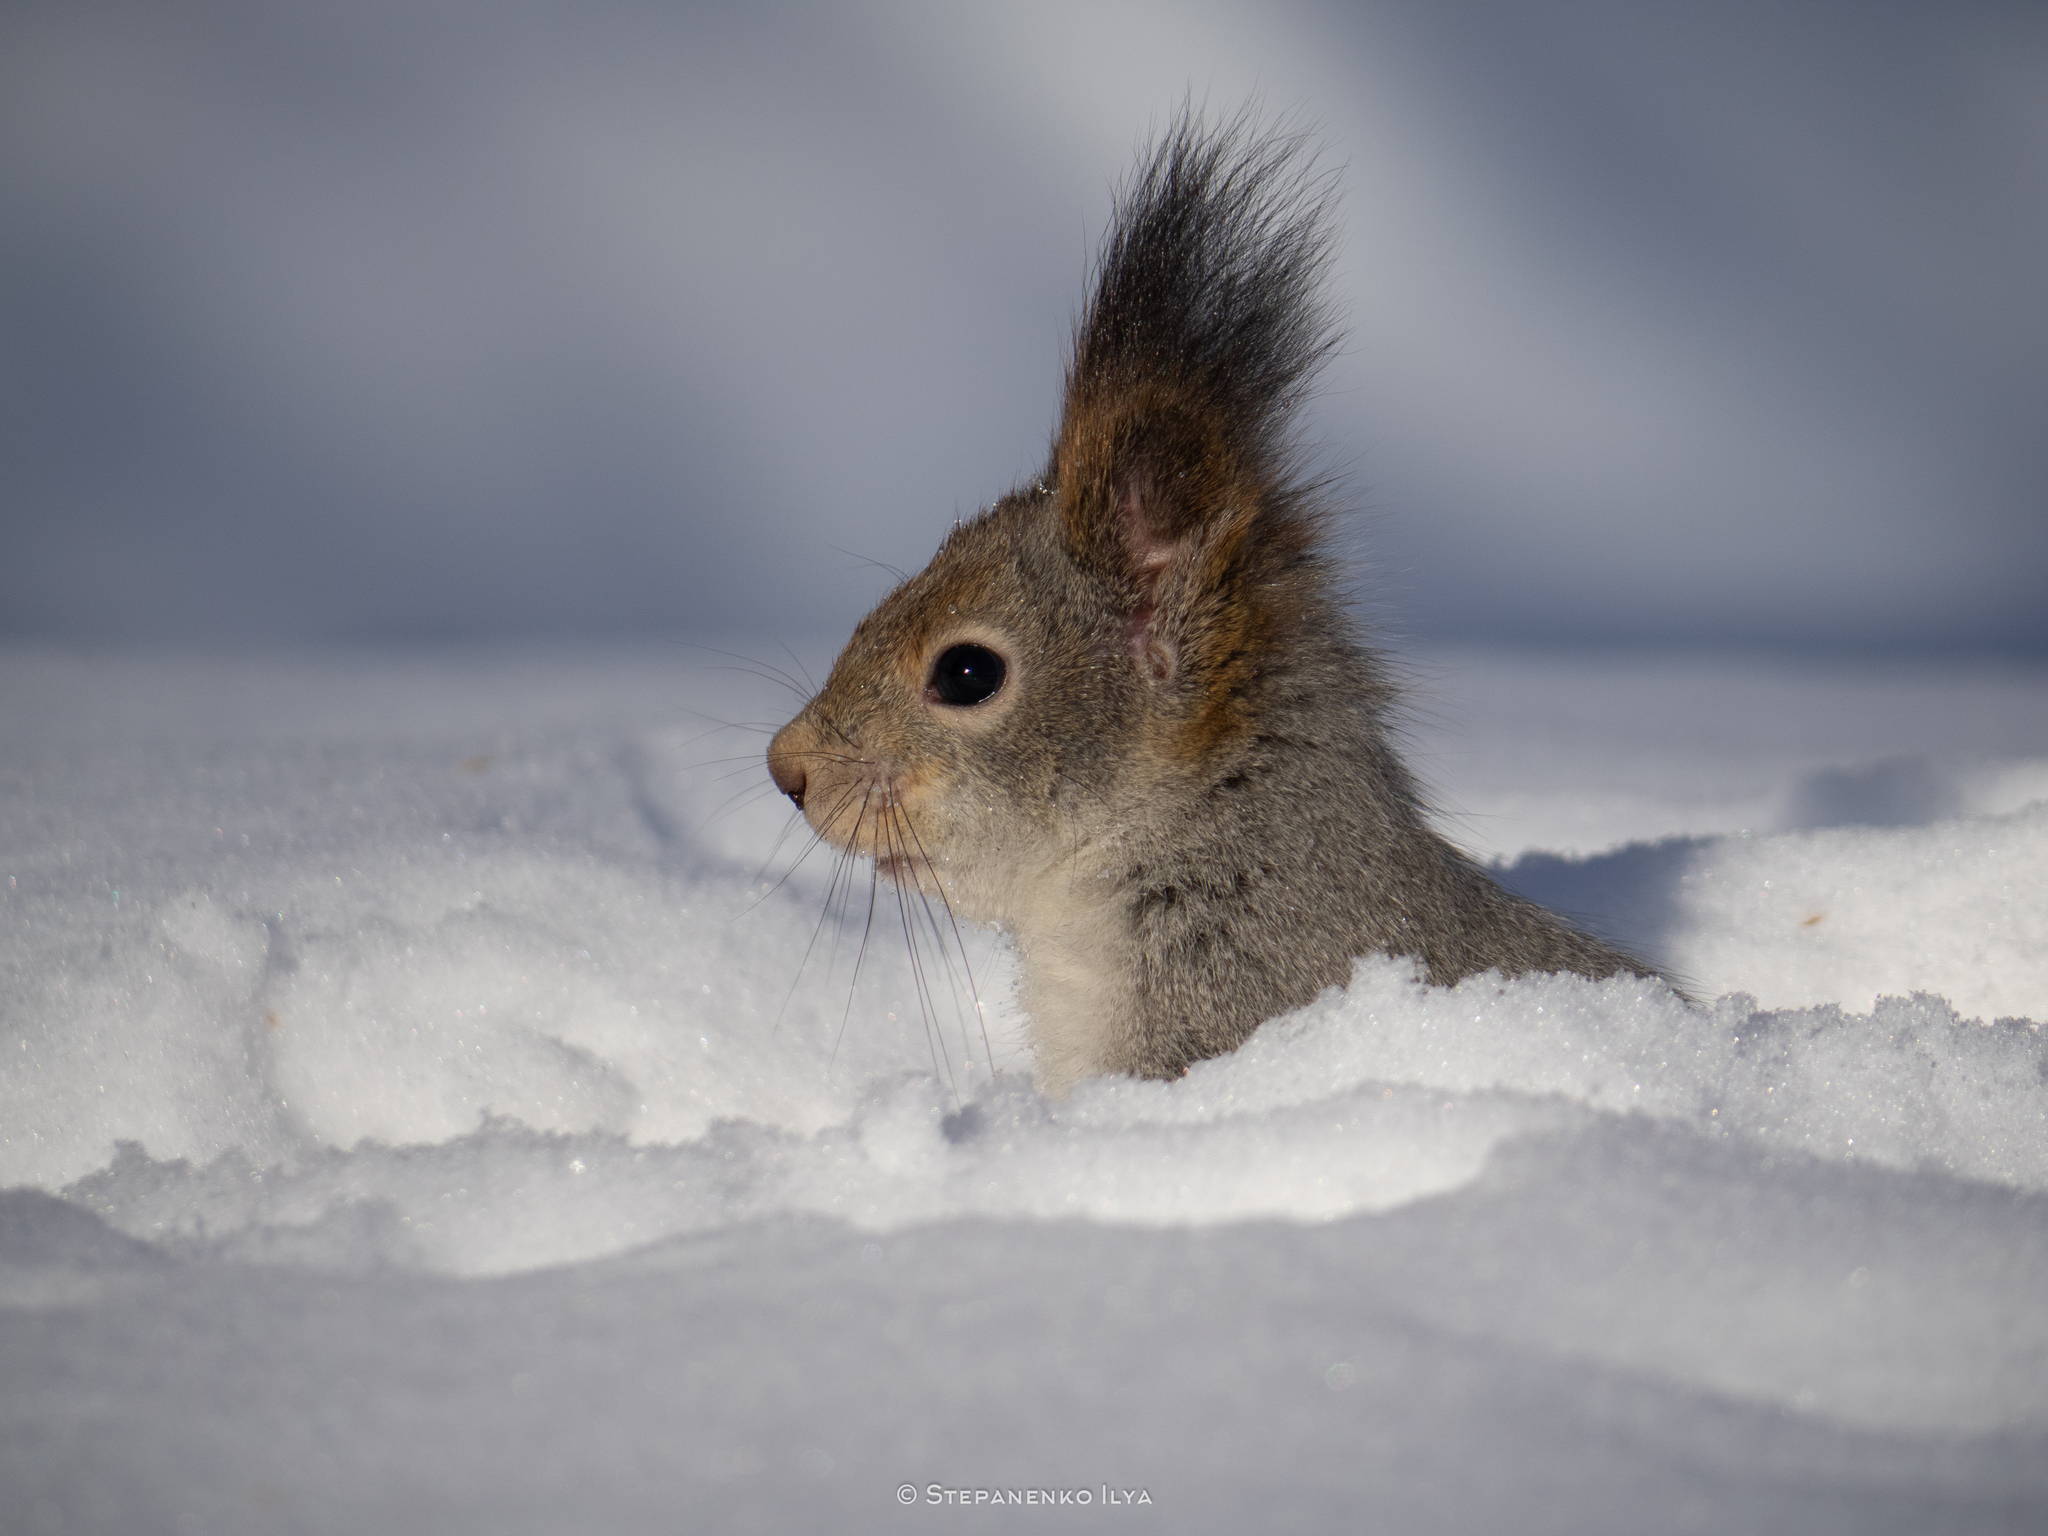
(675, 641), (817, 703)
(737, 777), (866, 917)
(769, 790), (872, 1036)
(752, 801), (818, 886)
(675, 732), (786, 759)
(663, 718), (780, 753)
(817, 713), (864, 757)
(903, 848), (976, 1085)
(896, 802), (997, 1077)
(887, 801), (956, 1098)
(831, 788), (884, 1071)
(818, 788), (873, 989)
(778, 641), (820, 696)
(826, 543), (910, 585)
(742, 724), (989, 1089)
(696, 779), (782, 833)
(918, 889), (983, 1083)
(690, 751), (801, 771)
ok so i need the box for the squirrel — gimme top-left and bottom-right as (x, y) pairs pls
(767, 112), (1654, 1095)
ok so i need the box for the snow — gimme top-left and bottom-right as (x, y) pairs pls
(3, 641), (2046, 1532)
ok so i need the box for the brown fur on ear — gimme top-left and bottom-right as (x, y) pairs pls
(1047, 110), (1339, 689)
(1055, 379), (1268, 687)
(1055, 382), (1244, 581)
(1055, 377), (1324, 750)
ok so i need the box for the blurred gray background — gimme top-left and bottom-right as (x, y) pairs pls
(3, 0), (2043, 653)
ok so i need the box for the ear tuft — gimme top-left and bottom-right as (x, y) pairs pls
(1049, 108), (1337, 649)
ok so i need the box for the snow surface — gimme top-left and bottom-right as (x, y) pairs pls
(3, 642), (2046, 1533)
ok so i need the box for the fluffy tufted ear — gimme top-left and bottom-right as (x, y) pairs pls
(1049, 111), (1339, 687)
(1054, 387), (1250, 683)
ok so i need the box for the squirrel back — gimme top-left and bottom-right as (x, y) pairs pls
(768, 113), (1653, 1093)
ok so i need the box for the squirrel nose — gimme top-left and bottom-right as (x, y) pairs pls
(767, 735), (807, 811)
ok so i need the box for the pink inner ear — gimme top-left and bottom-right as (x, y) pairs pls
(1119, 482), (1183, 685)
(1118, 483), (1182, 585)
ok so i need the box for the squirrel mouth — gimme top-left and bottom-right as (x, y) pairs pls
(871, 854), (912, 883)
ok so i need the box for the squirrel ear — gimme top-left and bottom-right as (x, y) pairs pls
(1047, 112), (1339, 687)
(1053, 392), (1242, 686)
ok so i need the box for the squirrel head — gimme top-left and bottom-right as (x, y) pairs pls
(767, 113), (1342, 922)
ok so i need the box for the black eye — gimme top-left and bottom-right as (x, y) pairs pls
(927, 643), (1007, 707)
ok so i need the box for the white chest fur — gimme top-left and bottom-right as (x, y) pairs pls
(998, 857), (1136, 1095)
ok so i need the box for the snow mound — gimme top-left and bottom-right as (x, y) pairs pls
(11, 843), (2041, 1279)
